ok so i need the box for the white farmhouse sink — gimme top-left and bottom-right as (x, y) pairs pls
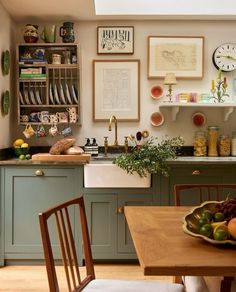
(84, 162), (151, 188)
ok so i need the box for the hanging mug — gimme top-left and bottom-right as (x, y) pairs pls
(60, 22), (75, 43)
(23, 124), (35, 139)
(49, 124), (59, 137)
(41, 25), (56, 43)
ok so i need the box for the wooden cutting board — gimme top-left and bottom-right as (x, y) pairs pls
(31, 153), (91, 162)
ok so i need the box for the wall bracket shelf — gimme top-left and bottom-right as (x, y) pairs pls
(159, 102), (236, 121)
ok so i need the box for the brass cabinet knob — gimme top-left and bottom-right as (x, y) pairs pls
(192, 170), (201, 176)
(117, 206), (124, 214)
(35, 169), (44, 176)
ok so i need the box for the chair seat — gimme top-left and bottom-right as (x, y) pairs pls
(83, 279), (184, 291)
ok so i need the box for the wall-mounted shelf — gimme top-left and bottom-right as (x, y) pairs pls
(159, 102), (236, 121)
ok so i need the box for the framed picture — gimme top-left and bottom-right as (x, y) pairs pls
(148, 36), (204, 79)
(93, 59), (140, 121)
(97, 26), (134, 54)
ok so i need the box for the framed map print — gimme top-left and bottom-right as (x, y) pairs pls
(148, 36), (204, 79)
(93, 59), (140, 121)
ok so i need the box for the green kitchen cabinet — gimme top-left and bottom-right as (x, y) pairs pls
(3, 166), (82, 263)
(161, 164), (234, 206)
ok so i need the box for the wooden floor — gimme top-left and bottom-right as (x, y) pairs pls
(0, 263), (172, 291)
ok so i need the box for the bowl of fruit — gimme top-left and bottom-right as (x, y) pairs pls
(12, 139), (31, 160)
(183, 198), (236, 245)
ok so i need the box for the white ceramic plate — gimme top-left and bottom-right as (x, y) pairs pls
(71, 84), (78, 103)
(150, 111), (164, 127)
(59, 83), (67, 104)
(23, 90), (30, 105)
(49, 83), (54, 105)
(150, 85), (163, 100)
(29, 90), (37, 105)
(35, 90), (42, 104)
(19, 91), (25, 105)
(65, 83), (73, 104)
(54, 84), (60, 105)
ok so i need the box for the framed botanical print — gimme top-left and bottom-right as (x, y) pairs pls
(97, 26), (134, 54)
(93, 59), (140, 121)
(148, 36), (204, 79)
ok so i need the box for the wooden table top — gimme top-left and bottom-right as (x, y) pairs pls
(125, 206), (236, 276)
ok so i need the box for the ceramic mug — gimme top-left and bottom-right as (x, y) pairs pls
(36, 124), (46, 137)
(39, 111), (50, 124)
(49, 124), (59, 137)
(49, 114), (58, 124)
(29, 112), (41, 122)
(52, 54), (61, 64)
(20, 115), (29, 122)
(61, 126), (72, 137)
(66, 107), (77, 123)
(56, 112), (68, 123)
(23, 124), (35, 139)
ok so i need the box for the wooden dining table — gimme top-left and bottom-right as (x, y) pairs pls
(124, 206), (236, 277)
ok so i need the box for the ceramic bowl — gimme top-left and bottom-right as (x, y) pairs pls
(150, 85), (163, 100)
(150, 111), (164, 127)
(13, 147), (30, 157)
(183, 201), (236, 245)
(192, 112), (206, 127)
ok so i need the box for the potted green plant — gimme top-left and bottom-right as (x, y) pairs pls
(114, 134), (184, 178)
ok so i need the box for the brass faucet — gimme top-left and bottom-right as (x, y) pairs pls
(108, 115), (119, 146)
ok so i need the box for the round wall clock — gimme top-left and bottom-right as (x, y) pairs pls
(2, 90), (10, 115)
(212, 43), (236, 72)
(1, 50), (10, 75)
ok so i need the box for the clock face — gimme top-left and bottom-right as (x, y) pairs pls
(212, 43), (236, 72)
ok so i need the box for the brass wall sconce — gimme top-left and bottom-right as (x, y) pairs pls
(164, 73), (177, 102)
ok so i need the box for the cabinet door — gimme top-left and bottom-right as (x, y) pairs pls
(162, 165), (233, 206)
(84, 194), (117, 258)
(4, 167), (76, 259)
(117, 193), (153, 254)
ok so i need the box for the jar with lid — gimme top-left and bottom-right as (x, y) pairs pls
(219, 135), (231, 156)
(193, 131), (207, 157)
(231, 132), (236, 156)
(207, 126), (219, 157)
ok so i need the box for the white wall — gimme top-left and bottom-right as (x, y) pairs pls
(0, 3), (15, 148)
(14, 20), (236, 147)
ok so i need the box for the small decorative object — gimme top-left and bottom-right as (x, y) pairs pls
(210, 69), (229, 103)
(212, 42), (236, 71)
(23, 24), (39, 43)
(52, 54), (62, 64)
(150, 111), (164, 127)
(60, 22), (75, 43)
(148, 36), (204, 79)
(41, 25), (56, 43)
(192, 112), (206, 127)
(114, 135), (184, 177)
(150, 85), (163, 100)
(1, 90), (10, 115)
(63, 50), (71, 64)
(2, 50), (10, 75)
(164, 73), (177, 102)
(97, 26), (134, 54)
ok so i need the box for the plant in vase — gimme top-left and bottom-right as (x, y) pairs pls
(210, 69), (229, 103)
(114, 134), (184, 178)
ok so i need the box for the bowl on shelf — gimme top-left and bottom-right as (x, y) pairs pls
(13, 147), (30, 157)
(183, 200), (236, 245)
(150, 85), (163, 100)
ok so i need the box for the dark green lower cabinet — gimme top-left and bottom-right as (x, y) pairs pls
(84, 192), (153, 260)
(3, 166), (79, 263)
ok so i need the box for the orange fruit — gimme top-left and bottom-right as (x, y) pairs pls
(228, 218), (236, 240)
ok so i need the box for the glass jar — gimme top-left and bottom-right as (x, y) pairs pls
(219, 135), (231, 156)
(231, 132), (236, 156)
(194, 131), (207, 157)
(207, 126), (219, 157)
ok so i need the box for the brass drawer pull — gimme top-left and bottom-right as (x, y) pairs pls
(117, 206), (124, 214)
(35, 169), (44, 176)
(192, 170), (201, 176)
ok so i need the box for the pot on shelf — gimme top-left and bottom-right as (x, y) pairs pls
(23, 24), (39, 43)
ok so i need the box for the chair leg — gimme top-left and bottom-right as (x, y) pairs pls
(173, 275), (183, 284)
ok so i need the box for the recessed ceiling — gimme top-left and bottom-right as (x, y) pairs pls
(1, 0), (236, 22)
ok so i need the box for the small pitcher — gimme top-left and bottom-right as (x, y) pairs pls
(60, 22), (75, 43)
(41, 25), (57, 43)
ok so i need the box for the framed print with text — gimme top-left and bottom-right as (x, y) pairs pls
(93, 59), (140, 121)
(97, 26), (134, 54)
(148, 36), (204, 79)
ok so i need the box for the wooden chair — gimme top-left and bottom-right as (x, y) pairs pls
(174, 184), (236, 206)
(174, 184), (236, 291)
(39, 196), (184, 292)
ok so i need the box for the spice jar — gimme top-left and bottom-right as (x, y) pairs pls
(231, 132), (236, 156)
(207, 126), (219, 157)
(194, 131), (207, 157)
(219, 135), (231, 156)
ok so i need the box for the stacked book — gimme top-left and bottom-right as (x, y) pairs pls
(19, 58), (48, 65)
(20, 67), (46, 79)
